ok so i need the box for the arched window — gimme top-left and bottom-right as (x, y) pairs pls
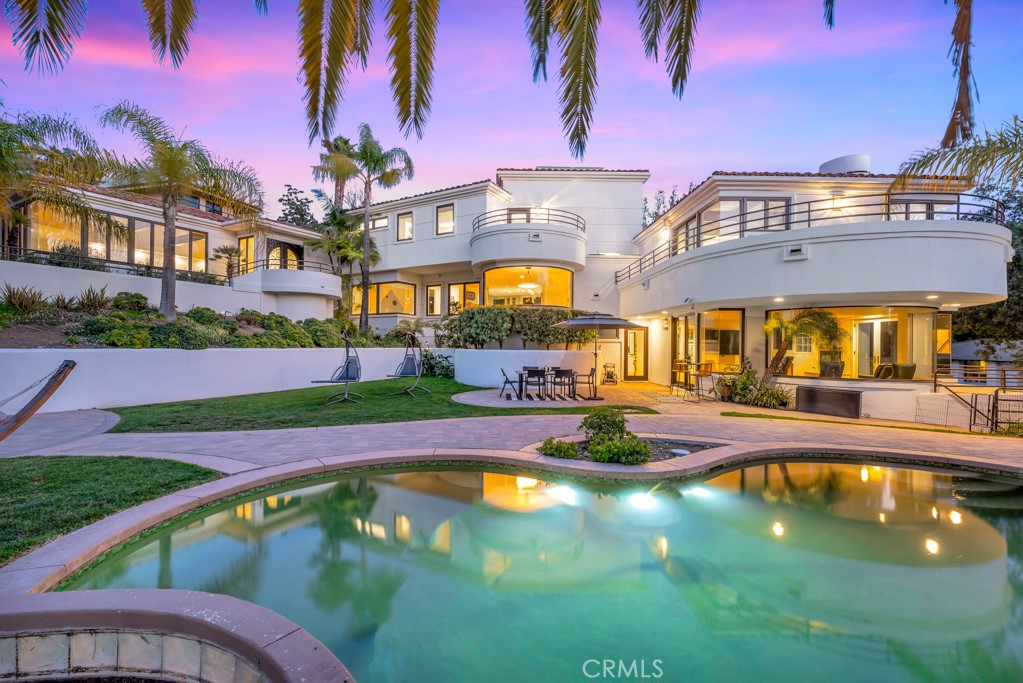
(268, 243), (301, 270)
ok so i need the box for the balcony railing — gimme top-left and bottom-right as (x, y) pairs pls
(0, 245), (227, 285)
(615, 192), (1006, 284)
(234, 258), (338, 277)
(472, 207), (586, 232)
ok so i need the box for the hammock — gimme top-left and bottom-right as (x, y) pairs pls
(0, 360), (76, 443)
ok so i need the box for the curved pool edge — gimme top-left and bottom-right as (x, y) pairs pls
(0, 588), (353, 682)
(2, 439), (1022, 599)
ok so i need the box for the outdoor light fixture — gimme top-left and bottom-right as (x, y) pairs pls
(925, 538), (940, 555)
(831, 191), (845, 212)
(926, 295), (939, 300)
(772, 521), (785, 537)
(628, 493), (657, 510)
(773, 297), (784, 302)
(879, 513), (886, 523)
(949, 510), (963, 525)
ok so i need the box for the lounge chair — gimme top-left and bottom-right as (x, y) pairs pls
(892, 363), (917, 380)
(312, 338), (364, 403)
(388, 332), (431, 396)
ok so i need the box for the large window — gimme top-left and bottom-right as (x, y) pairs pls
(766, 306), (941, 379)
(152, 224), (207, 272)
(426, 285), (443, 316)
(699, 309), (743, 371)
(87, 215), (128, 261)
(397, 212), (413, 241)
(668, 197), (789, 255)
(483, 266), (572, 307)
(268, 242), (301, 270)
(352, 282), (415, 315)
(358, 216), (389, 231)
(698, 200), (741, 246)
(436, 204), (454, 235)
(238, 236), (254, 274)
(27, 205), (81, 251)
(448, 283), (480, 313)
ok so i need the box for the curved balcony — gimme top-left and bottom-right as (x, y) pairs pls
(470, 207), (588, 270)
(233, 258), (342, 298)
(617, 192), (1005, 283)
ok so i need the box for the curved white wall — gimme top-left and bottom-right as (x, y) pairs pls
(234, 268), (342, 298)
(619, 221), (1012, 316)
(470, 223), (587, 270)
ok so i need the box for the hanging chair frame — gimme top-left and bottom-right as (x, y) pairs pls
(388, 332), (431, 397)
(0, 360), (76, 444)
(311, 337), (364, 404)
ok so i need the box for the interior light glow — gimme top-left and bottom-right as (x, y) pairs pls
(516, 477), (539, 490)
(773, 297), (784, 302)
(546, 486), (577, 505)
(949, 510), (963, 525)
(860, 467), (869, 483)
(925, 538), (940, 555)
(629, 493), (657, 510)
(926, 295), (939, 300)
(931, 507), (938, 519)
(879, 513), (886, 523)
(772, 521), (785, 537)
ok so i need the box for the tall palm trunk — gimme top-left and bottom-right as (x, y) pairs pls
(360, 176), (372, 333)
(763, 339), (790, 382)
(161, 196), (178, 319)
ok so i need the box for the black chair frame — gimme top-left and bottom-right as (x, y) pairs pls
(388, 332), (431, 396)
(311, 337), (364, 404)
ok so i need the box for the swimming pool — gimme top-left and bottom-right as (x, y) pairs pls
(64, 461), (1023, 682)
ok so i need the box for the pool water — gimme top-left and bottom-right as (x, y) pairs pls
(65, 462), (1023, 682)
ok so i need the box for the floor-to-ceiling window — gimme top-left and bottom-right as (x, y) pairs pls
(238, 236), (254, 275)
(767, 306), (941, 380)
(27, 205), (81, 251)
(698, 309), (744, 371)
(426, 285), (443, 316)
(448, 283), (480, 313)
(483, 266), (572, 307)
(352, 283), (415, 315)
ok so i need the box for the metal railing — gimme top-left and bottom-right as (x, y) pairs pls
(616, 192), (1006, 283)
(933, 368), (1023, 432)
(472, 207), (586, 232)
(0, 245), (227, 285)
(934, 367), (1023, 390)
(233, 258), (338, 277)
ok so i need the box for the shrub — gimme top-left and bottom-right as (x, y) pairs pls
(77, 285), (113, 313)
(236, 308), (264, 326)
(422, 349), (455, 378)
(579, 407), (630, 444)
(461, 307), (513, 348)
(538, 437), (577, 459)
(383, 318), (426, 345)
(302, 318), (347, 347)
(224, 333), (254, 348)
(260, 312), (314, 348)
(588, 436), (651, 466)
(81, 315), (120, 336)
(717, 357), (792, 410)
(50, 292), (78, 311)
(47, 242), (106, 271)
(217, 319), (240, 334)
(1, 283), (47, 314)
(1000, 421), (1023, 437)
(184, 306), (223, 325)
(431, 313), (464, 348)
(111, 292), (152, 312)
(150, 320), (210, 350)
(246, 330), (297, 348)
(101, 322), (152, 348)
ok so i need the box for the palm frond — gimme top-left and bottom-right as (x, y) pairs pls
(525, 0), (554, 81)
(822, 0), (835, 29)
(321, 1), (358, 146)
(197, 157), (265, 216)
(663, 0), (701, 97)
(140, 0), (198, 68)
(892, 116), (1023, 192)
(15, 111), (97, 153)
(942, 0), (975, 148)
(386, 0), (439, 139)
(553, 0), (602, 159)
(637, 0), (663, 61)
(353, 0), (374, 69)
(6, 0), (87, 74)
(253, 0), (268, 13)
(98, 100), (176, 151)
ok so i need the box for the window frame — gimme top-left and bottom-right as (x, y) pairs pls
(396, 212), (413, 242)
(426, 284), (443, 317)
(352, 281), (416, 316)
(436, 204), (455, 236)
(447, 282), (480, 313)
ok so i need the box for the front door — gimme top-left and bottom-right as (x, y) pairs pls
(856, 322), (874, 377)
(625, 327), (648, 381)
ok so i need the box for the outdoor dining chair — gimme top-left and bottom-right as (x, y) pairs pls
(575, 367), (596, 398)
(550, 368), (575, 399)
(524, 368), (547, 399)
(499, 368), (521, 399)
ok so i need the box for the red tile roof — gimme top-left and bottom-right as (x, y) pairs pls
(79, 183), (232, 222)
(496, 167), (649, 173)
(358, 179), (497, 210)
(711, 171), (903, 179)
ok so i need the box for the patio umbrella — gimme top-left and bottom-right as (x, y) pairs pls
(554, 313), (644, 400)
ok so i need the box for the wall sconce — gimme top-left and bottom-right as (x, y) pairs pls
(662, 318), (669, 331)
(831, 191), (845, 212)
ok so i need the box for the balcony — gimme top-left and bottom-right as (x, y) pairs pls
(470, 207), (588, 270)
(232, 258), (342, 298)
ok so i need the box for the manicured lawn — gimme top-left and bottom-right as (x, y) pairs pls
(0, 456), (219, 566)
(111, 377), (656, 433)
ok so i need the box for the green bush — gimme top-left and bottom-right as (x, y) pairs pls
(217, 319), (240, 334)
(431, 313), (464, 348)
(236, 308), (264, 326)
(0, 304), (16, 331)
(150, 320), (210, 350)
(246, 330), (297, 348)
(1, 283), (47, 314)
(50, 292), (78, 311)
(101, 322), (152, 348)
(224, 333), (254, 348)
(184, 306), (223, 325)
(383, 318), (426, 345)
(461, 307), (513, 348)
(579, 407), (630, 444)
(538, 437), (577, 459)
(588, 436), (651, 465)
(422, 349), (455, 378)
(111, 292), (152, 312)
(302, 318), (347, 347)
(81, 315), (120, 336)
(717, 357), (791, 409)
(261, 312), (315, 348)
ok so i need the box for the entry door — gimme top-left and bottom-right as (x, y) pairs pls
(625, 328), (648, 381)
(856, 323), (874, 377)
(879, 321), (898, 365)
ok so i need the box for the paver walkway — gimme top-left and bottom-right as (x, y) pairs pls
(4, 401), (1021, 474)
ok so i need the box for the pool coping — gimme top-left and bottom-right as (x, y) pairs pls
(3, 435), (1022, 598)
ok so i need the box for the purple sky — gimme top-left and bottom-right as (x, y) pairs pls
(2, 0), (1021, 215)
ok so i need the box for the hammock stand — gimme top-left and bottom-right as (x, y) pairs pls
(387, 333), (430, 397)
(311, 337), (364, 404)
(0, 360), (77, 444)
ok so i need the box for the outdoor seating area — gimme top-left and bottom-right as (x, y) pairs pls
(313, 333), (429, 401)
(669, 360), (717, 402)
(500, 365), (593, 401)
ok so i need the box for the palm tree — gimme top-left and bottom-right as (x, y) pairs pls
(1, 102), (121, 252)
(892, 116), (1023, 193)
(99, 101), (264, 319)
(211, 245), (243, 279)
(304, 192), (380, 312)
(313, 123), (412, 332)
(763, 308), (848, 381)
(5, 1), (977, 158)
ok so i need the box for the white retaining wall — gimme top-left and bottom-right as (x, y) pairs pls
(0, 348), (452, 413)
(453, 349), (592, 388)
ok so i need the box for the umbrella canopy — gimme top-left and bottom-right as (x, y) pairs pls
(554, 313), (645, 400)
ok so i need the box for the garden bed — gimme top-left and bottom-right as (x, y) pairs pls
(566, 438), (712, 463)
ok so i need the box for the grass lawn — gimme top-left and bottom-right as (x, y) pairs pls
(111, 377), (657, 433)
(0, 456), (219, 566)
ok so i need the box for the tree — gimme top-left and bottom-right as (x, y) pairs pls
(643, 184), (680, 226)
(99, 101), (263, 319)
(763, 308), (848, 381)
(304, 190), (379, 313)
(277, 184), (315, 226)
(1, 101), (120, 251)
(5, 1), (978, 158)
(211, 245), (243, 279)
(313, 124), (412, 333)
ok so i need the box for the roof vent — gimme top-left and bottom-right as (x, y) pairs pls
(818, 154), (871, 175)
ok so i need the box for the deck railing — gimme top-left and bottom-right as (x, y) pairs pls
(0, 245), (227, 285)
(616, 192), (1005, 283)
(472, 207), (586, 232)
(234, 258), (338, 277)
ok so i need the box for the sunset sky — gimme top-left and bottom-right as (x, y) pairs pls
(2, 0), (1021, 215)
